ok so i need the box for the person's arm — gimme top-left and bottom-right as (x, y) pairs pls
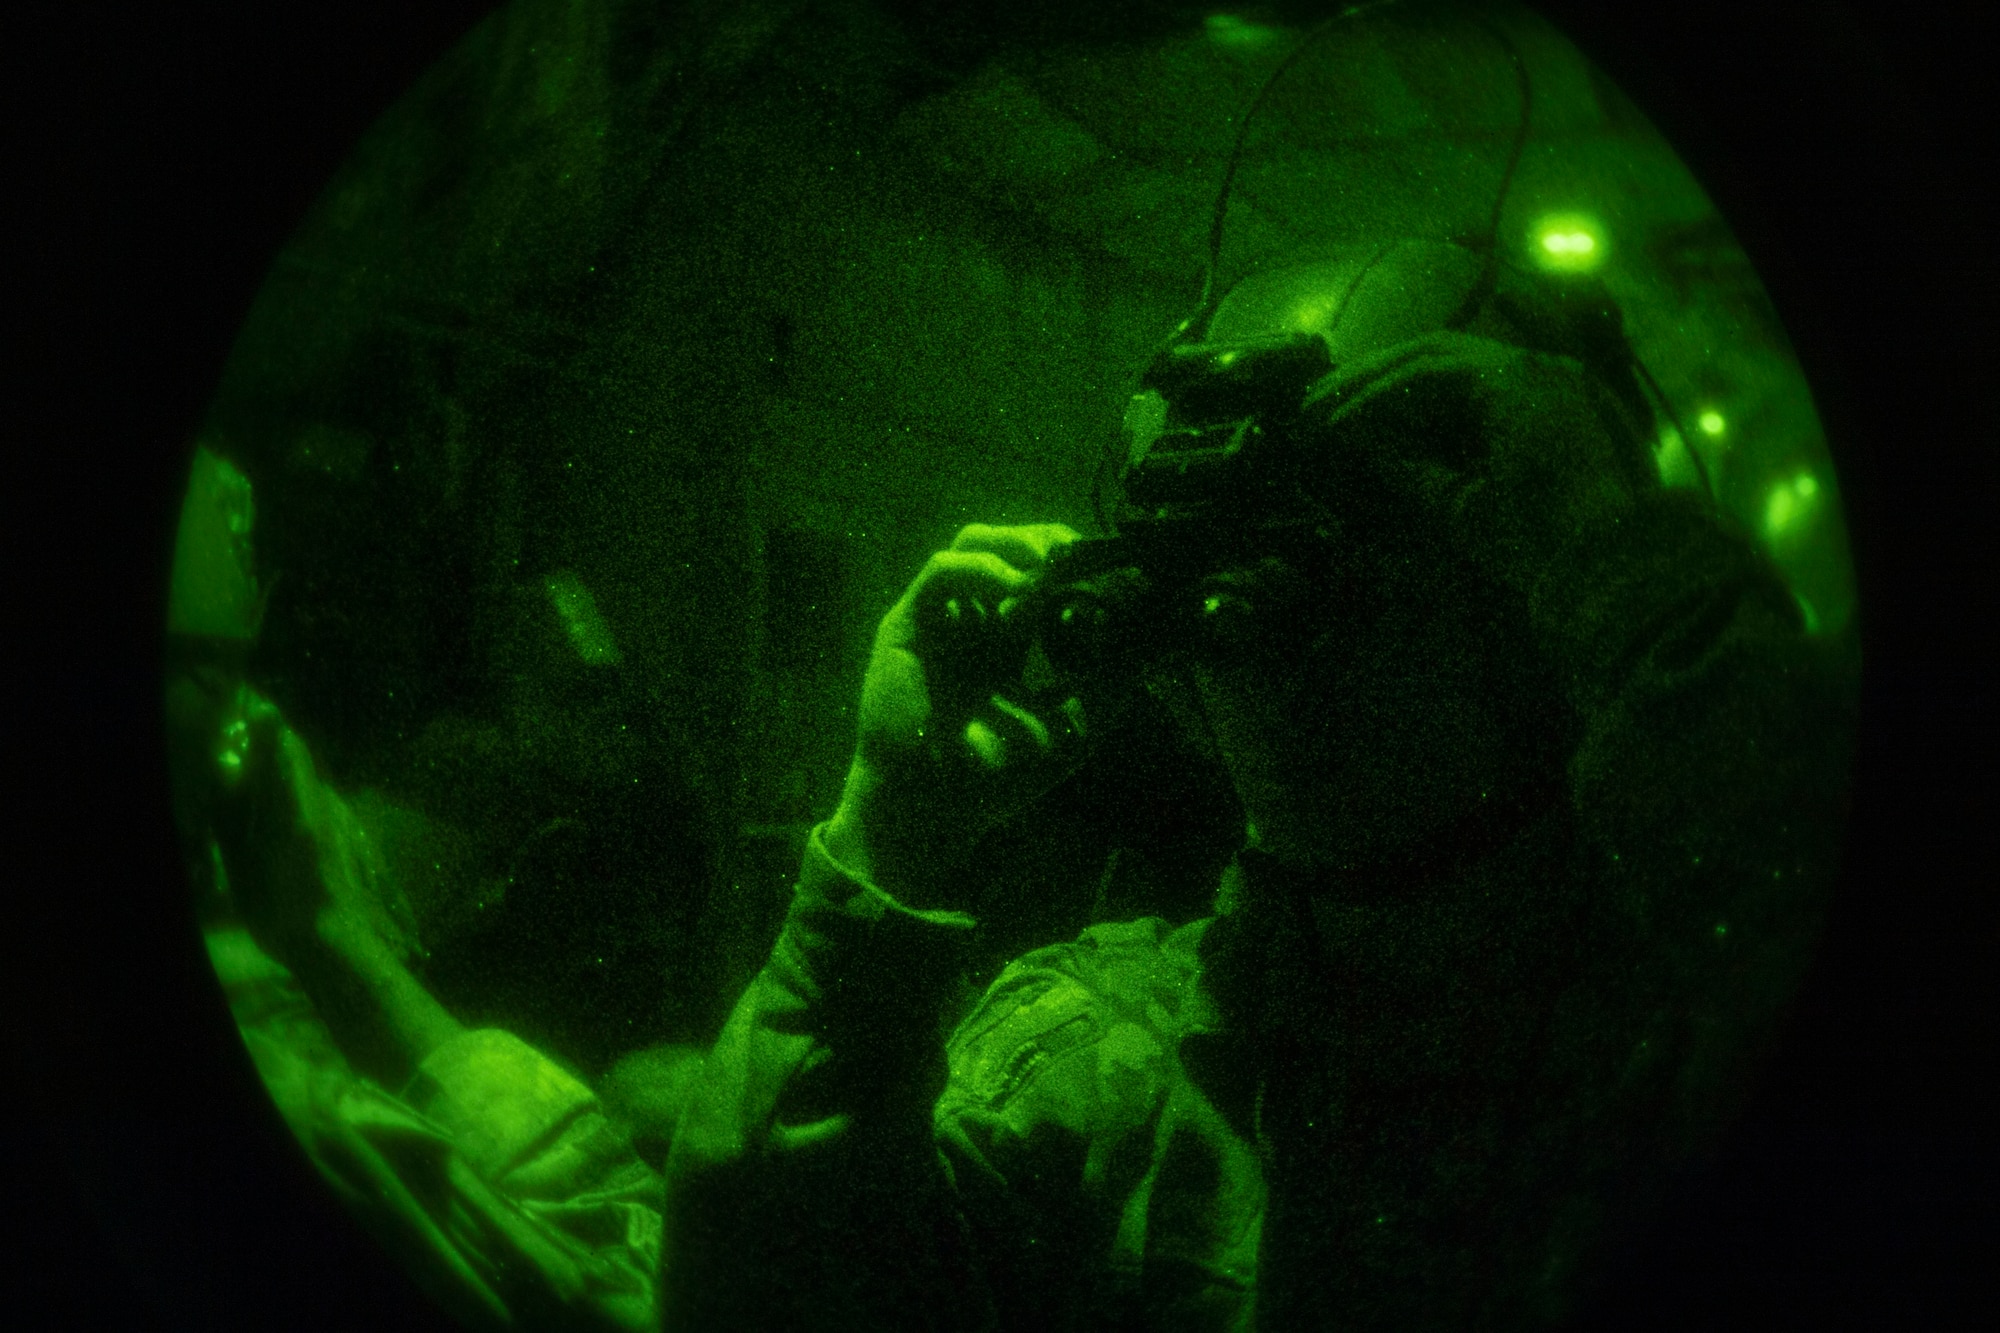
(203, 691), (666, 1330)
(213, 919), (666, 1333)
(661, 523), (1084, 1331)
(307, 892), (463, 1066)
(662, 830), (984, 1329)
(210, 690), (458, 1086)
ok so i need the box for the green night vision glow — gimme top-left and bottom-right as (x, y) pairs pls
(162, 5), (1863, 1327)
(1763, 471), (1821, 539)
(545, 571), (624, 665)
(1287, 299), (1336, 333)
(1531, 214), (1606, 273)
(1652, 427), (1706, 491)
(167, 446), (262, 640)
(1205, 13), (1281, 51)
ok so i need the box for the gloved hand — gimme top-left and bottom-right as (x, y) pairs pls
(207, 684), (423, 972)
(822, 522), (1089, 909)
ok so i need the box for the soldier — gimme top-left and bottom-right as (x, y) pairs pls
(191, 685), (675, 1333)
(662, 240), (1850, 1329)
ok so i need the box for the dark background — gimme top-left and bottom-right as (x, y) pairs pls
(5, 1), (1991, 1328)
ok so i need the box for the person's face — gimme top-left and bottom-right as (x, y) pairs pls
(1152, 553), (1352, 870)
(1172, 537), (1547, 878)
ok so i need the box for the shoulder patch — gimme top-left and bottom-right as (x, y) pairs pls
(943, 917), (1201, 1120)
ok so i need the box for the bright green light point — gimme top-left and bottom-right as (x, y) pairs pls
(1698, 410), (1726, 436)
(1714, 922), (1728, 937)
(1795, 472), (1818, 497)
(1540, 232), (1594, 255)
(1530, 214), (1606, 273)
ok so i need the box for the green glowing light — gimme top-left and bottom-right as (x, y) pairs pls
(1287, 298), (1336, 334)
(1530, 213), (1606, 273)
(1205, 14), (1280, 50)
(1654, 427), (1701, 489)
(1762, 470), (1821, 539)
(1765, 488), (1795, 533)
(545, 571), (624, 665)
(1697, 410), (1726, 437)
(1714, 922), (1729, 938)
(966, 719), (1007, 769)
(168, 445), (263, 640)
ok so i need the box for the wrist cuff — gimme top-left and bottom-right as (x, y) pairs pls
(800, 823), (978, 931)
(764, 826), (976, 1042)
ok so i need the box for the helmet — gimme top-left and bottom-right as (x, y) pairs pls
(1114, 238), (1664, 537)
(1019, 236), (1671, 692)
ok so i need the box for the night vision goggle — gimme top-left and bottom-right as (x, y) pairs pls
(924, 333), (1339, 698)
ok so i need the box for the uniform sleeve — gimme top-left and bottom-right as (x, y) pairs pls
(936, 918), (1253, 1331)
(659, 826), (988, 1331)
(209, 927), (665, 1333)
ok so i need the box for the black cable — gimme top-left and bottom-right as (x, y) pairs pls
(1194, 1), (1411, 332)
